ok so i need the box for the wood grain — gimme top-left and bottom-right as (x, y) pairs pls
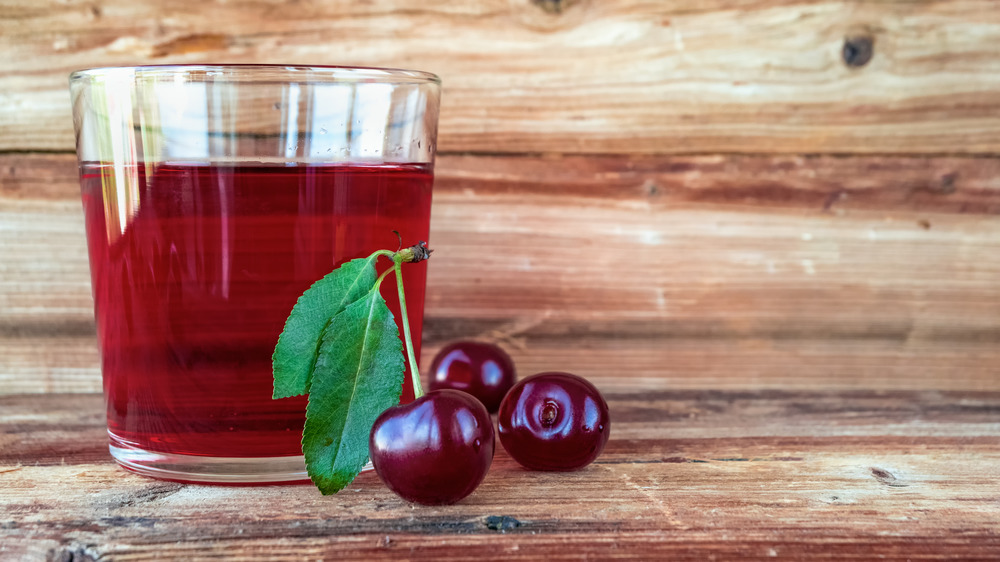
(2, 391), (999, 560)
(3, 0), (1000, 153)
(2, 153), (998, 394)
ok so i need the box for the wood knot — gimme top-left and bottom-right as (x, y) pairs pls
(47, 545), (98, 562)
(843, 35), (874, 68)
(938, 172), (958, 194)
(870, 467), (908, 487)
(151, 33), (229, 58)
(532, 0), (575, 14)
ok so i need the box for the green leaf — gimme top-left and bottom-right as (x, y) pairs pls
(301, 288), (405, 495)
(272, 256), (379, 399)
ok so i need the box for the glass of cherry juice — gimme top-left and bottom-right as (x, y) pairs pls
(70, 65), (441, 483)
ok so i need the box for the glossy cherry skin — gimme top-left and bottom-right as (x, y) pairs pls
(369, 389), (495, 505)
(497, 372), (610, 471)
(429, 341), (516, 413)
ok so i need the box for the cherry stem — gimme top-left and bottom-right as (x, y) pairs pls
(392, 255), (424, 399)
(369, 248), (396, 262)
(373, 267), (395, 290)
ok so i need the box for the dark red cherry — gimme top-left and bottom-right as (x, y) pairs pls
(429, 341), (516, 413)
(497, 372), (610, 471)
(369, 389), (494, 505)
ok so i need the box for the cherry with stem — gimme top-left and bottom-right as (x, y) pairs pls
(370, 242), (495, 505)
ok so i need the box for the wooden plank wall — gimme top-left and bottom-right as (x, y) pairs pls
(1, 0), (999, 394)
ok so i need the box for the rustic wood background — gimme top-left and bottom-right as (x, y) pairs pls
(2, 0), (999, 395)
(3, 2), (1000, 561)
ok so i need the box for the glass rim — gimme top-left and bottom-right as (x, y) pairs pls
(69, 64), (441, 85)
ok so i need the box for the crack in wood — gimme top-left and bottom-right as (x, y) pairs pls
(92, 483), (185, 512)
(484, 515), (522, 532)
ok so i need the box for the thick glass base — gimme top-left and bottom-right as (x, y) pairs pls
(109, 432), (373, 484)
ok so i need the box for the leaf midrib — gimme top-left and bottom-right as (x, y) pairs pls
(304, 255), (379, 388)
(330, 288), (382, 475)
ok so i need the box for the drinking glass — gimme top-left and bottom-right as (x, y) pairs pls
(69, 65), (441, 483)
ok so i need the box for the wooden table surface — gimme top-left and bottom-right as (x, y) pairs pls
(3, 389), (999, 561)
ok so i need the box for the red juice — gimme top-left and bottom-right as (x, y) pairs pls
(79, 162), (432, 458)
